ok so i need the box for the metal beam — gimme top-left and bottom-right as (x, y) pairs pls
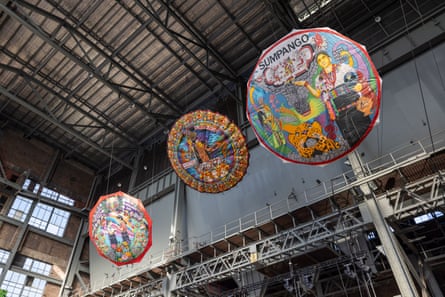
(58, 218), (88, 297)
(0, 2), (174, 127)
(0, 86), (133, 170)
(174, 205), (366, 289)
(82, 166), (445, 296)
(157, 0), (240, 80)
(16, 0), (184, 116)
(348, 151), (420, 297)
(370, 9), (445, 73)
(0, 112), (102, 169)
(0, 62), (139, 146)
(0, 198), (38, 285)
(128, 0), (243, 105)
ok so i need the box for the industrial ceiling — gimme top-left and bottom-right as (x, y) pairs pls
(1, 0), (444, 172)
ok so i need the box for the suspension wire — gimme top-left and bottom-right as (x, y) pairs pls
(410, 0), (445, 184)
(361, 262), (378, 297)
(336, 261), (350, 297)
(430, 45), (445, 92)
(400, 0), (445, 187)
(148, 142), (156, 214)
(106, 133), (115, 194)
(412, 0), (445, 93)
(347, 237), (365, 297)
(400, 0), (436, 153)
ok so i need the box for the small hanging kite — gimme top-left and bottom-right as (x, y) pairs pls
(89, 191), (152, 266)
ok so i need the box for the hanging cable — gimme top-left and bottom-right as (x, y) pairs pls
(106, 134), (115, 194)
(336, 261), (350, 297)
(412, 0), (445, 93)
(400, 0), (436, 153)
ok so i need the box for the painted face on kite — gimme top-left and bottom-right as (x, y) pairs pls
(316, 52), (331, 69)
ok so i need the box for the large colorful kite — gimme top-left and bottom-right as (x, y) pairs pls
(89, 191), (152, 266)
(247, 27), (381, 165)
(167, 110), (248, 193)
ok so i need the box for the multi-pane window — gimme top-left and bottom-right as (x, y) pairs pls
(45, 208), (70, 237)
(7, 196), (32, 222)
(41, 187), (74, 206)
(1, 271), (25, 297)
(28, 204), (70, 237)
(9, 179), (74, 237)
(21, 179), (31, 190)
(22, 179), (74, 206)
(57, 194), (75, 206)
(22, 277), (46, 297)
(1, 271), (45, 297)
(29, 204), (52, 230)
(290, 0), (333, 22)
(23, 258), (51, 276)
(414, 211), (444, 224)
(8, 197), (70, 237)
(0, 249), (10, 264)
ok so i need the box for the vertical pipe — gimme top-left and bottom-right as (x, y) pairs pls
(128, 148), (143, 192)
(170, 175), (186, 254)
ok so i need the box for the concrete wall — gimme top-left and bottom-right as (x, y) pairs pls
(360, 43), (445, 161)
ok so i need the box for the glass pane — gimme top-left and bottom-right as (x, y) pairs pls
(8, 196), (32, 222)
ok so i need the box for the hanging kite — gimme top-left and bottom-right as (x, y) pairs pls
(247, 27), (381, 165)
(89, 191), (152, 266)
(167, 110), (249, 193)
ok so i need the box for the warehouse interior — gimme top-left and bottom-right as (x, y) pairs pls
(1, 0), (445, 296)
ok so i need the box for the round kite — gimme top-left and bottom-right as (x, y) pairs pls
(247, 27), (381, 165)
(89, 191), (152, 266)
(167, 110), (248, 193)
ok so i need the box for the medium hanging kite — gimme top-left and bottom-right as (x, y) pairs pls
(167, 110), (248, 193)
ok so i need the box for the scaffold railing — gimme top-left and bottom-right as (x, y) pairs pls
(78, 129), (445, 296)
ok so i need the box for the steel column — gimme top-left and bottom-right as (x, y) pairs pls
(348, 151), (420, 297)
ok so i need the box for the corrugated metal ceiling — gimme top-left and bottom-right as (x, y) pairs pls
(0, 0), (443, 171)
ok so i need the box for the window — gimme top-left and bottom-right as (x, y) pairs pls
(40, 187), (74, 206)
(23, 258), (51, 276)
(1, 271), (45, 297)
(8, 196), (70, 237)
(414, 211), (444, 224)
(29, 204), (52, 230)
(1, 271), (25, 297)
(40, 187), (58, 201)
(290, 0), (334, 22)
(0, 249), (10, 264)
(46, 208), (70, 237)
(29, 204), (70, 237)
(7, 196), (32, 222)
(21, 179), (31, 190)
(367, 231), (377, 240)
(22, 179), (75, 206)
(22, 277), (46, 297)
(57, 194), (75, 206)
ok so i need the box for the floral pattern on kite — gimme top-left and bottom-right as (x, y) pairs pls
(89, 192), (152, 266)
(247, 28), (381, 165)
(168, 110), (248, 193)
